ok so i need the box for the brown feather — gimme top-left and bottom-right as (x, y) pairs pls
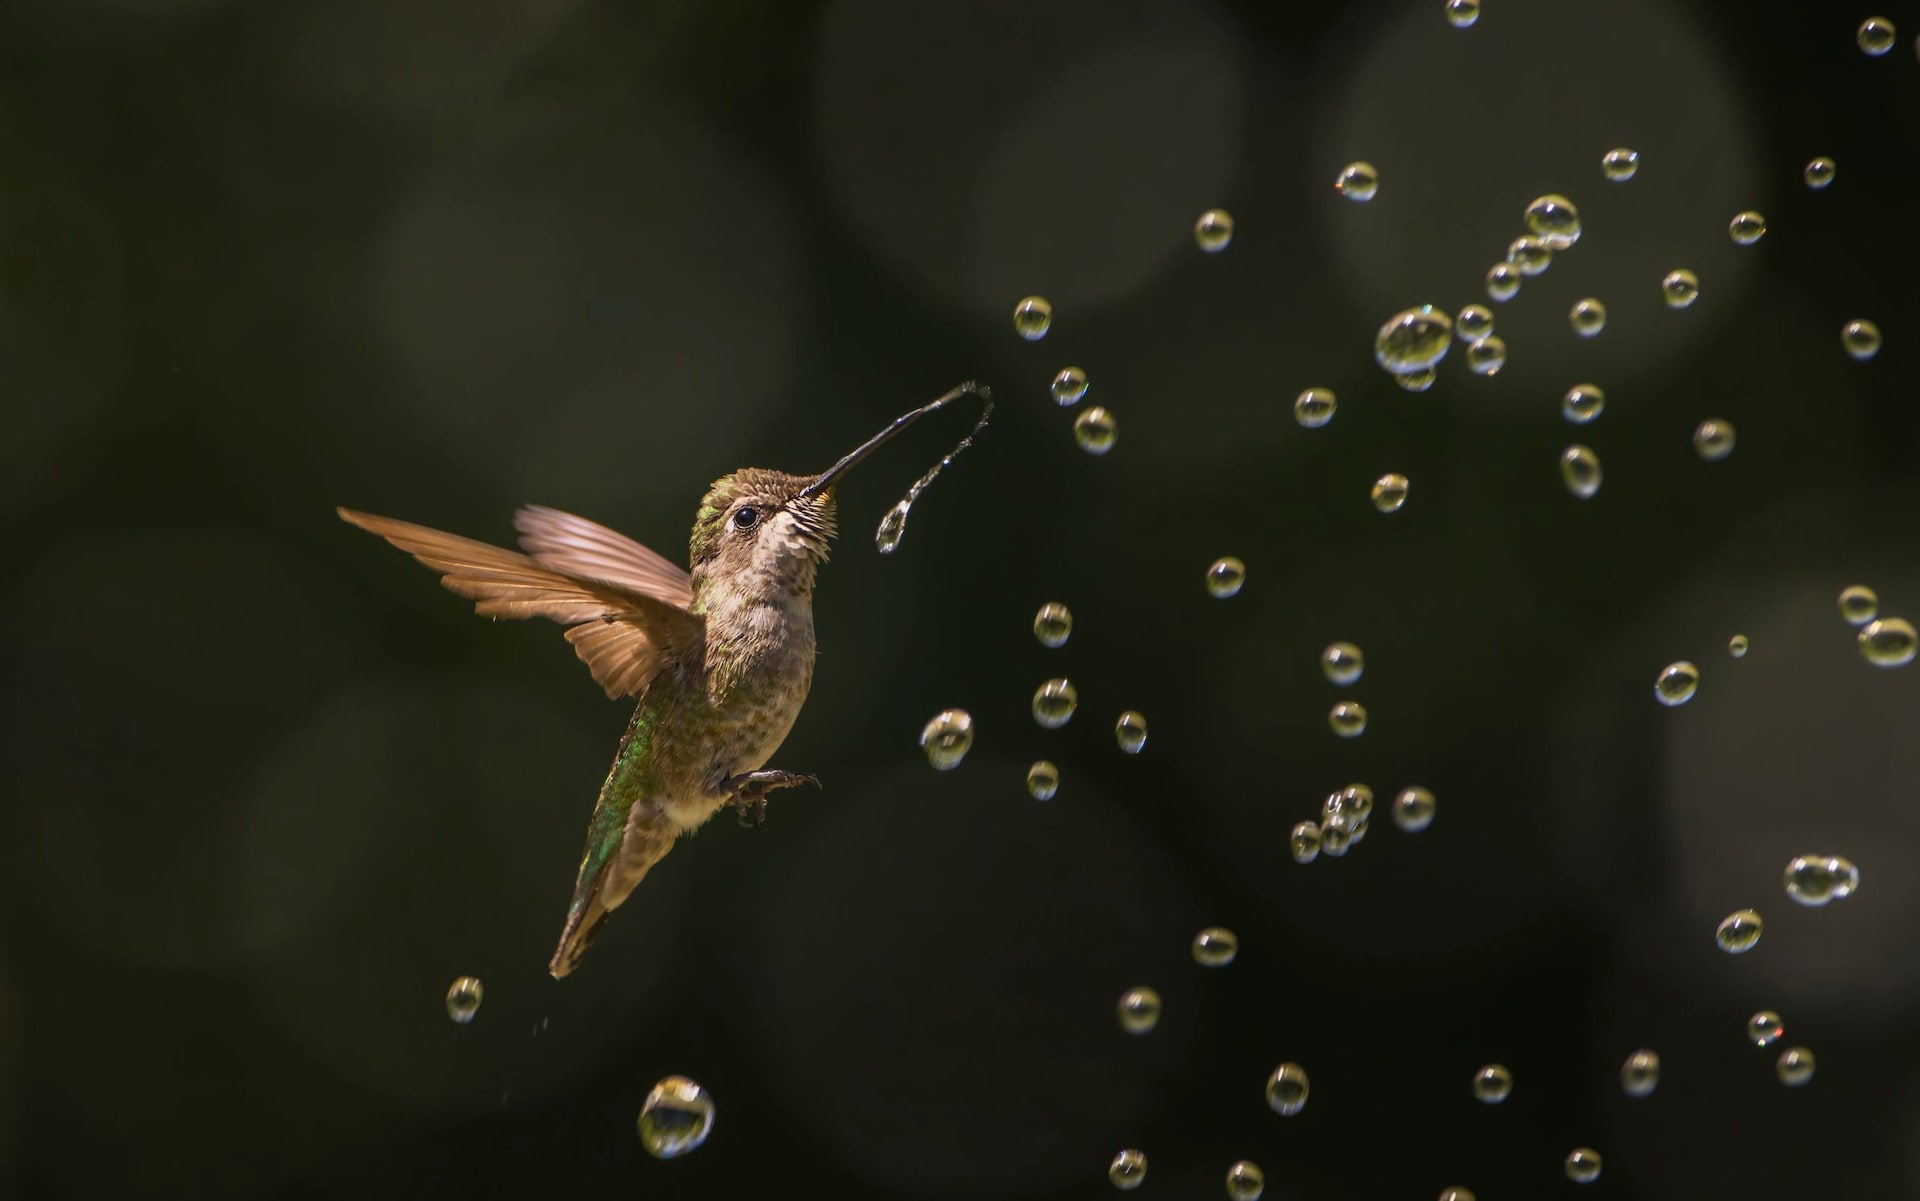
(337, 507), (704, 699)
(513, 505), (696, 610)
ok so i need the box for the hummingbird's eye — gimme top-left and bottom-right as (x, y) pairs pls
(732, 506), (760, 530)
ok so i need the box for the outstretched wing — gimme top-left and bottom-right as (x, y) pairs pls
(337, 507), (703, 700)
(513, 505), (695, 611)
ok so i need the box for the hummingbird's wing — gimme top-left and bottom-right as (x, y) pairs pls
(511, 505), (695, 610)
(337, 507), (703, 700)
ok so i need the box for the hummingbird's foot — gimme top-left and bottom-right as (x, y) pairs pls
(724, 769), (822, 829)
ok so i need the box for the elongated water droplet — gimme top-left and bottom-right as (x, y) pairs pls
(638, 1076), (715, 1158)
(1654, 660), (1699, 706)
(1115, 710), (1148, 754)
(1027, 759), (1059, 800)
(1266, 1062), (1310, 1114)
(1294, 387), (1337, 428)
(1013, 296), (1052, 340)
(1290, 821), (1322, 863)
(1716, 908), (1763, 953)
(1375, 306), (1452, 373)
(446, 976), (483, 1024)
(1621, 1049), (1660, 1097)
(1729, 210), (1766, 244)
(1034, 602), (1072, 648)
(1729, 633), (1750, 658)
(1561, 445), (1603, 499)
(875, 499), (911, 554)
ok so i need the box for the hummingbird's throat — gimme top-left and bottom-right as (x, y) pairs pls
(798, 380), (993, 555)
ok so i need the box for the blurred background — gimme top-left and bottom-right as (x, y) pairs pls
(3, 0), (1919, 1196)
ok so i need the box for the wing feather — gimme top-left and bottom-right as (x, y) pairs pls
(513, 505), (695, 611)
(338, 507), (703, 700)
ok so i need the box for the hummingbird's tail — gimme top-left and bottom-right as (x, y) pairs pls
(547, 813), (677, 978)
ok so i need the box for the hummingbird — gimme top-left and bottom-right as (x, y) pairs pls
(339, 382), (990, 978)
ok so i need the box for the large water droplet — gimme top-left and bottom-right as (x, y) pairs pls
(1329, 701), (1368, 738)
(1620, 1049), (1660, 1098)
(1026, 759), (1059, 801)
(1074, 406), (1117, 455)
(874, 499), (912, 554)
(1051, 366), (1088, 406)
(1776, 1046), (1815, 1086)
(445, 975), (483, 1025)
(1654, 660), (1699, 706)
(1716, 908), (1763, 953)
(1206, 556), (1246, 598)
(1565, 1147), (1603, 1184)
(1860, 618), (1916, 667)
(1524, 193), (1582, 249)
(1693, 418), (1736, 461)
(1114, 710), (1148, 754)
(1371, 473), (1409, 513)
(1374, 306), (1452, 373)
(919, 709), (974, 771)
(1858, 15), (1896, 55)
(1785, 854), (1860, 904)
(1561, 445), (1603, 499)
(1117, 987), (1161, 1035)
(1031, 678), (1078, 729)
(637, 1075), (715, 1158)
(1266, 1062), (1310, 1114)
(1393, 786), (1436, 832)
(1109, 1148), (1148, 1190)
(1195, 208), (1234, 253)
(1842, 319), (1882, 361)
(1192, 926), (1239, 967)
(1472, 1064), (1513, 1104)
(1661, 269), (1700, 308)
(1729, 210), (1767, 245)
(1321, 641), (1364, 685)
(1033, 602), (1072, 648)
(1336, 161), (1379, 201)
(1013, 296), (1052, 340)
(1225, 1160), (1265, 1201)
(1805, 156), (1836, 189)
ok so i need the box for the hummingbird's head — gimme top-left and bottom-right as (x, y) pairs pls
(689, 468), (838, 600)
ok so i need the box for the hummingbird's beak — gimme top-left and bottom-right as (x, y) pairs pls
(799, 381), (992, 499)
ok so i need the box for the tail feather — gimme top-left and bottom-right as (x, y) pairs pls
(547, 818), (676, 978)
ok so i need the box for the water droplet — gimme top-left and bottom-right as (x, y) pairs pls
(1266, 1061), (1310, 1114)
(1329, 700), (1368, 738)
(1716, 908), (1763, 953)
(1507, 235), (1553, 276)
(1293, 387), (1337, 428)
(1602, 147), (1640, 181)
(1805, 156), (1837, 189)
(1693, 418), (1736, 461)
(1394, 368), (1437, 392)
(1032, 678), (1078, 729)
(1371, 473), (1410, 513)
(1776, 1046), (1815, 1086)
(1858, 16), (1896, 55)
(1443, 0), (1480, 28)
(1839, 585), (1879, 625)
(1842, 319), (1882, 361)
(1290, 821), (1322, 863)
(1195, 208), (1234, 253)
(1033, 602), (1072, 648)
(1486, 261), (1521, 302)
(1322, 783), (1374, 833)
(1374, 305), (1453, 373)
(919, 708), (974, 771)
(1393, 786), (1436, 832)
(1729, 633), (1750, 658)
(1336, 161), (1379, 201)
(637, 1075), (715, 1158)
(1524, 193), (1582, 250)
(1321, 641), (1364, 685)
(1117, 987), (1161, 1035)
(1661, 269), (1700, 308)
(1654, 660), (1699, 706)
(1570, 298), (1607, 337)
(1465, 336), (1507, 376)
(1206, 556), (1246, 598)
(1620, 1049), (1660, 1097)
(1115, 710), (1148, 754)
(875, 499), (911, 554)
(1225, 1160), (1265, 1201)
(1456, 304), (1494, 342)
(1783, 854), (1848, 906)
(1013, 296), (1052, 340)
(1110, 1148), (1148, 1190)
(1562, 384), (1605, 424)
(1074, 406), (1117, 455)
(1830, 857), (1860, 898)
(1729, 210), (1767, 245)
(1051, 366), (1089, 406)
(1320, 825), (1352, 858)
(1561, 445), (1603, 499)
(1748, 1010), (1784, 1047)
(1192, 926), (1239, 967)
(1472, 1064), (1513, 1104)
(445, 975), (483, 1024)
(1861, 617), (1916, 667)
(1027, 760), (1059, 801)
(1565, 1147), (1603, 1184)
(1439, 1190), (1477, 1201)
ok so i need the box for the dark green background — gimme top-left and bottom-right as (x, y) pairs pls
(3, 0), (1919, 1197)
